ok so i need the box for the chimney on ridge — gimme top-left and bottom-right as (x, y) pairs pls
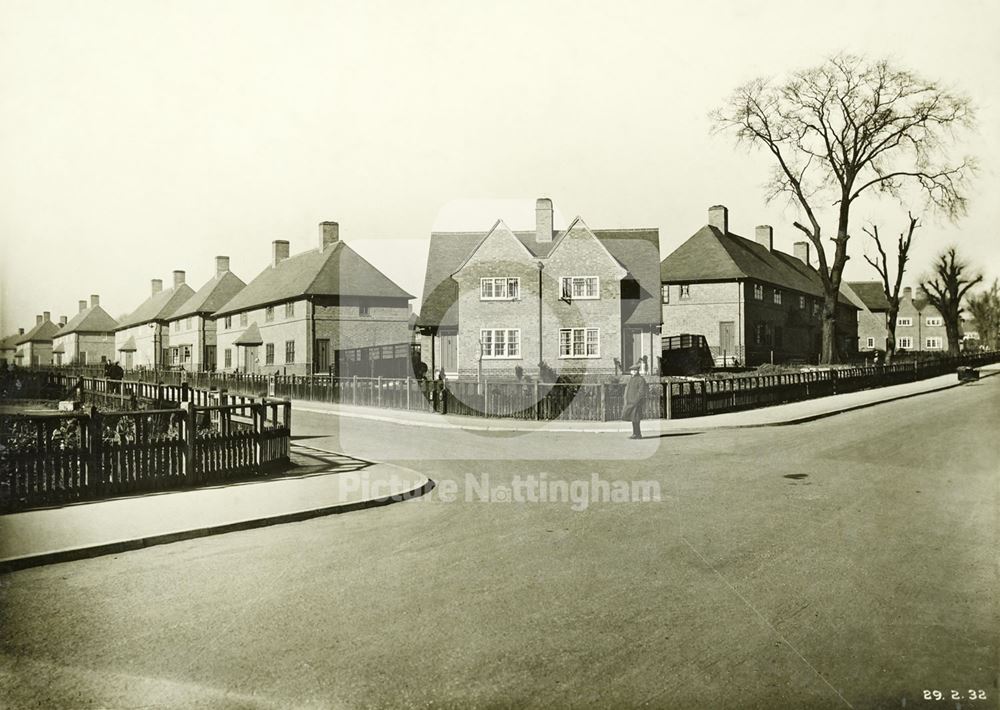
(90, 294), (100, 308)
(172, 270), (186, 287)
(215, 256), (230, 276)
(708, 205), (729, 234)
(59, 315), (67, 326)
(755, 225), (773, 251)
(272, 240), (290, 267)
(903, 286), (913, 300)
(18, 328), (24, 335)
(35, 315), (42, 325)
(43, 311), (51, 322)
(79, 300), (88, 313)
(152, 279), (163, 295)
(320, 222), (340, 251)
(793, 241), (811, 266)
(536, 198), (553, 243)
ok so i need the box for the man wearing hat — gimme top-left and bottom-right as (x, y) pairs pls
(621, 361), (649, 439)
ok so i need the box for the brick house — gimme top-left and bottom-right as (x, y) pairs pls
(15, 312), (63, 367)
(52, 295), (119, 366)
(213, 222), (413, 376)
(894, 286), (949, 353)
(163, 257), (246, 372)
(843, 282), (890, 353)
(114, 272), (195, 369)
(660, 205), (859, 366)
(416, 198), (662, 379)
(0, 329), (24, 365)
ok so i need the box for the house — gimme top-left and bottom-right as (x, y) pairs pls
(416, 197), (662, 379)
(1, 329), (25, 365)
(51, 295), (119, 366)
(843, 281), (890, 352)
(895, 286), (949, 353)
(213, 222), (413, 375)
(114, 272), (195, 369)
(163, 257), (246, 371)
(14, 312), (63, 367)
(660, 205), (859, 367)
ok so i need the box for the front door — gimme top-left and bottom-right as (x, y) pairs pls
(719, 321), (735, 364)
(440, 335), (458, 376)
(315, 338), (330, 373)
(243, 346), (259, 373)
(205, 345), (216, 371)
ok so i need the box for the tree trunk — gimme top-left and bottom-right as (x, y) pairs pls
(945, 320), (961, 356)
(821, 297), (838, 364)
(885, 307), (898, 365)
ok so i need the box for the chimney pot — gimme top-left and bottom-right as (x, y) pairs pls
(320, 222), (340, 251)
(90, 294), (100, 308)
(172, 270), (186, 287)
(793, 241), (811, 266)
(79, 300), (88, 312)
(215, 256), (230, 276)
(755, 225), (774, 251)
(272, 240), (290, 267)
(535, 198), (553, 243)
(709, 205), (729, 234)
(152, 279), (163, 295)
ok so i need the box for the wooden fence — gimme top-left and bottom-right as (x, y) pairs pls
(0, 394), (291, 513)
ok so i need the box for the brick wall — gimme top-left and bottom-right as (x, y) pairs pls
(896, 295), (949, 351)
(662, 282), (743, 360)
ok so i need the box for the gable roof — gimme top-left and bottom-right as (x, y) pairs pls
(55, 305), (119, 337)
(845, 282), (890, 312)
(17, 319), (61, 344)
(170, 271), (247, 320)
(418, 225), (661, 329)
(0, 333), (21, 351)
(661, 225), (857, 307)
(116, 283), (196, 330)
(214, 241), (413, 317)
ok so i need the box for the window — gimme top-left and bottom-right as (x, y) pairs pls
(558, 327), (600, 358)
(173, 320), (180, 332)
(773, 289), (782, 305)
(753, 284), (764, 300)
(285, 302), (295, 318)
(753, 322), (771, 346)
(925, 317), (943, 327)
(799, 295), (806, 309)
(480, 328), (521, 358)
(182, 345), (191, 363)
(679, 284), (690, 299)
(897, 336), (913, 349)
(359, 303), (371, 317)
(866, 337), (875, 349)
(925, 337), (943, 349)
(661, 285), (670, 304)
(224, 316), (232, 329)
(897, 317), (913, 327)
(171, 347), (179, 364)
(224, 348), (232, 368)
(240, 312), (248, 327)
(481, 277), (521, 300)
(265, 343), (275, 365)
(812, 301), (820, 317)
(560, 277), (599, 300)
(265, 306), (274, 322)
(285, 340), (295, 363)
(185, 317), (191, 330)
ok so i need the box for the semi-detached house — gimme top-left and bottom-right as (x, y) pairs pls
(52, 295), (118, 366)
(15, 312), (62, 367)
(114, 271), (195, 369)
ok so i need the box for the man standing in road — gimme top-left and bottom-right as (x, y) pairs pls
(622, 362), (649, 440)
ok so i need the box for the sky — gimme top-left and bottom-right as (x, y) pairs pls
(2, 0), (998, 333)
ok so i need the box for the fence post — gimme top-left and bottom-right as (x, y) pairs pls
(283, 400), (292, 432)
(534, 381), (540, 421)
(352, 376), (358, 406)
(185, 400), (197, 485)
(88, 406), (103, 495)
(664, 382), (672, 420)
(600, 383), (607, 421)
(377, 376), (382, 408)
(830, 369), (838, 396)
(406, 377), (412, 410)
(700, 381), (708, 415)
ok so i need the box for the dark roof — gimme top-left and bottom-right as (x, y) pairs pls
(845, 282), (891, 312)
(116, 284), (196, 330)
(234, 322), (263, 346)
(0, 333), (20, 350)
(170, 271), (247, 320)
(17, 319), (61, 344)
(215, 241), (413, 317)
(417, 226), (661, 329)
(55, 305), (119, 337)
(661, 225), (857, 307)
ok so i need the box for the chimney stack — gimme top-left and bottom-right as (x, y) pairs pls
(793, 241), (811, 266)
(536, 198), (553, 243)
(320, 222), (339, 251)
(59, 315), (67, 326)
(43, 311), (50, 322)
(215, 256), (230, 276)
(90, 294), (100, 308)
(79, 300), (88, 313)
(152, 279), (163, 295)
(903, 286), (912, 300)
(172, 270), (186, 287)
(272, 240), (290, 267)
(18, 328), (24, 335)
(35, 315), (42, 325)
(755, 225), (773, 251)
(709, 205), (729, 234)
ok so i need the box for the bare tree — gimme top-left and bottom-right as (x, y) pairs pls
(920, 247), (982, 356)
(862, 212), (919, 363)
(712, 54), (975, 363)
(965, 280), (1000, 351)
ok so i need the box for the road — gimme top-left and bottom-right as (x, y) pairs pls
(1, 375), (998, 709)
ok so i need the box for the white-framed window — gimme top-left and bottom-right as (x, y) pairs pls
(753, 284), (764, 300)
(285, 340), (295, 363)
(182, 345), (191, 363)
(224, 315), (232, 329)
(185, 317), (191, 330)
(265, 306), (274, 322)
(897, 317), (913, 327)
(812, 301), (820, 317)
(897, 336), (913, 349)
(799, 295), (806, 309)
(265, 343), (275, 365)
(925, 336), (943, 349)
(480, 328), (520, 359)
(359, 303), (371, 317)
(480, 277), (520, 301)
(866, 337), (875, 349)
(679, 284), (691, 299)
(773, 289), (782, 305)
(285, 302), (295, 318)
(925, 317), (943, 327)
(661, 285), (669, 304)
(560, 276), (599, 300)
(239, 312), (248, 327)
(224, 348), (232, 368)
(559, 327), (600, 358)
(173, 320), (180, 332)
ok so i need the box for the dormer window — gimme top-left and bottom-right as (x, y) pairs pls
(481, 277), (520, 301)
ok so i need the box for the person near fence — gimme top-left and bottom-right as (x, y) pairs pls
(108, 361), (124, 393)
(622, 362), (649, 440)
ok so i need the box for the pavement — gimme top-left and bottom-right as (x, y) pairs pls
(0, 364), (992, 573)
